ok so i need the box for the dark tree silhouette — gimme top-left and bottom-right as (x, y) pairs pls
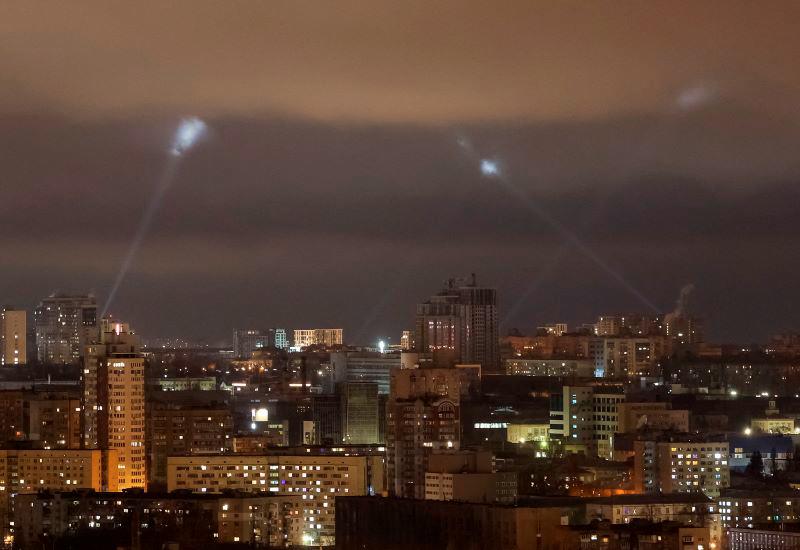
(746, 450), (765, 478)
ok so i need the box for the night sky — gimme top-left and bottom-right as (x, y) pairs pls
(2, 2), (800, 344)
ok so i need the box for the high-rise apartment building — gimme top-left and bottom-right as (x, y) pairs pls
(414, 275), (498, 371)
(34, 293), (97, 364)
(146, 393), (233, 487)
(386, 367), (462, 498)
(232, 329), (270, 358)
(82, 318), (146, 489)
(0, 308), (26, 365)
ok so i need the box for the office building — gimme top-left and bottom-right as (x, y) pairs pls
(273, 328), (289, 349)
(168, 452), (382, 547)
(414, 275), (499, 371)
(331, 351), (400, 394)
(386, 367), (462, 498)
(82, 318), (146, 489)
(341, 382), (379, 444)
(34, 293), (97, 364)
(549, 385), (625, 458)
(0, 308), (26, 366)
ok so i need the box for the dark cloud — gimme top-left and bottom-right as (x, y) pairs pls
(2, 2), (800, 122)
(2, 3), (800, 344)
(2, 108), (800, 343)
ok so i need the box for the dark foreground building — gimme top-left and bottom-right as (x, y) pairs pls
(336, 496), (566, 550)
(335, 496), (717, 550)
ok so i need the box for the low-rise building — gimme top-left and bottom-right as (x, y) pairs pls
(718, 487), (800, 529)
(549, 385), (625, 458)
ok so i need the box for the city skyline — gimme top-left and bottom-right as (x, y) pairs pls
(5, 279), (720, 348)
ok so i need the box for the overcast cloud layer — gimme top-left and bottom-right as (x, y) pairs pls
(1, 2), (800, 343)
